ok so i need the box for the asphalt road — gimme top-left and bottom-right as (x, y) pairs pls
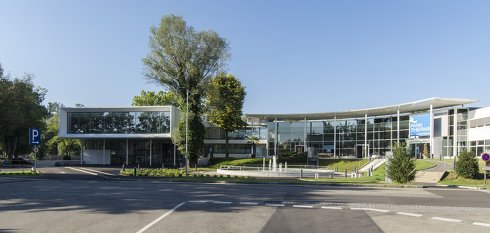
(1, 168), (490, 233)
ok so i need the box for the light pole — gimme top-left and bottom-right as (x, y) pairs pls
(185, 88), (189, 177)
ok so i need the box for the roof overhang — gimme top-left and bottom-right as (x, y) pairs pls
(246, 97), (477, 121)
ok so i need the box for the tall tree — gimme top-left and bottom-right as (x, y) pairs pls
(386, 143), (416, 184)
(0, 64), (49, 163)
(132, 90), (180, 107)
(206, 73), (246, 157)
(143, 14), (229, 163)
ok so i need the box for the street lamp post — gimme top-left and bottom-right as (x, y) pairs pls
(185, 89), (189, 177)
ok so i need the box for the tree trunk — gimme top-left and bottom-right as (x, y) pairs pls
(225, 133), (229, 158)
(4, 136), (18, 164)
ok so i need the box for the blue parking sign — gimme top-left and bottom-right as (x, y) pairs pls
(29, 128), (41, 145)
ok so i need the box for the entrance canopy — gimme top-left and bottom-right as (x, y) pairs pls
(246, 97), (477, 121)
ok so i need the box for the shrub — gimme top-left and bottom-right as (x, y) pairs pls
(455, 150), (479, 178)
(386, 144), (416, 184)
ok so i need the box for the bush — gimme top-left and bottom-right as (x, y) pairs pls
(386, 144), (416, 184)
(455, 150), (479, 178)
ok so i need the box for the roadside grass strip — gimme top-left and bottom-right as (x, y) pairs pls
(292, 205), (313, 208)
(239, 202), (259, 205)
(350, 207), (390, 213)
(472, 222), (490, 228)
(431, 217), (462, 223)
(396, 212), (422, 217)
(136, 202), (186, 233)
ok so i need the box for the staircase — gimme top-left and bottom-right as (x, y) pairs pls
(359, 159), (385, 173)
(414, 171), (446, 183)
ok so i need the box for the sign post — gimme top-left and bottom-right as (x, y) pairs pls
(29, 128), (41, 172)
(482, 153), (490, 187)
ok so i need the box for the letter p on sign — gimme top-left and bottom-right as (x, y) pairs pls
(29, 128), (41, 145)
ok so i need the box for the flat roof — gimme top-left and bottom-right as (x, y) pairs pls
(246, 97), (477, 121)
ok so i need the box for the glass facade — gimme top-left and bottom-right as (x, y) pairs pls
(267, 116), (410, 158)
(205, 126), (267, 140)
(68, 111), (170, 134)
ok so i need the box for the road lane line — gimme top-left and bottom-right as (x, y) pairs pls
(187, 200), (208, 203)
(65, 167), (98, 176)
(350, 207), (388, 212)
(213, 201), (232, 204)
(136, 202), (186, 233)
(473, 222), (490, 227)
(77, 167), (115, 176)
(321, 206), (342, 210)
(293, 205), (313, 208)
(265, 204), (285, 207)
(396, 212), (422, 217)
(239, 202), (258, 205)
(431, 217), (462, 223)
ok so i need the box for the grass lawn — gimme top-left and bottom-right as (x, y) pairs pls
(414, 159), (437, 171)
(319, 159), (368, 172)
(207, 158), (264, 169)
(439, 171), (490, 189)
(0, 170), (38, 175)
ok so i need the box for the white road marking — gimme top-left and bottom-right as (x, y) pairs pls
(65, 167), (98, 176)
(187, 200), (208, 203)
(293, 205), (313, 208)
(473, 222), (490, 227)
(350, 207), (389, 213)
(431, 217), (462, 223)
(396, 212), (422, 217)
(135, 202), (186, 233)
(265, 204), (285, 207)
(239, 202), (258, 205)
(77, 167), (115, 176)
(321, 206), (342, 210)
(213, 201), (232, 204)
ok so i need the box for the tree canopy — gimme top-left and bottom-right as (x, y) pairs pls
(132, 90), (180, 107)
(0, 63), (49, 161)
(143, 14), (230, 163)
(206, 73), (246, 157)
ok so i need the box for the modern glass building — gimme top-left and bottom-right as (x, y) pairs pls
(59, 98), (490, 165)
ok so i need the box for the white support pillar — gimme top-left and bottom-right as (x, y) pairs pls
(397, 108), (400, 145)
(103, 139), (106, 165)
(334, 116), (337, 158)
(274, 118), (278, 156)
(453, 108), (458, 157)
(430, 104), (434, 158)
(126, 139), (129, 165)
(364, 113), (368, 159)
(304, 117), (307, 153)
(149, 139), (152, 166)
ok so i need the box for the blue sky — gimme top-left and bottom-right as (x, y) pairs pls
(1, 0), (489, 114)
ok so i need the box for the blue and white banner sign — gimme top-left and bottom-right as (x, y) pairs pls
(409, 114), (430, 138)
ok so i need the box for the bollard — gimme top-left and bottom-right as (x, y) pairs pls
(133, 167), (137, 176)
(315, 173), (319, 179)
(300, 169), (303, 178)
(354, 165), (357, 173)
(345, 169), (347, 178)
(122, 164), (125, 172)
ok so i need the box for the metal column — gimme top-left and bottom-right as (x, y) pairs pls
(430, 104), (434, 158)
(397, 108), (400, 145)
(80, 140), (84, 165)
(149, 139), (152, 166)
(173, 144), (177, 167)
(364, 113), (368, 159)
(334, 116), (337, 158)
(274, 119), (278, 156)
(453, 108), (458, 157)
(304, 117), (307, 153)
(102, 139), (106, 165)
(126, 139), (129, 165)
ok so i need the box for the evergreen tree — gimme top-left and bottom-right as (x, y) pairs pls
(387, 143), (416, 183)
(455, 150), (479, 178)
